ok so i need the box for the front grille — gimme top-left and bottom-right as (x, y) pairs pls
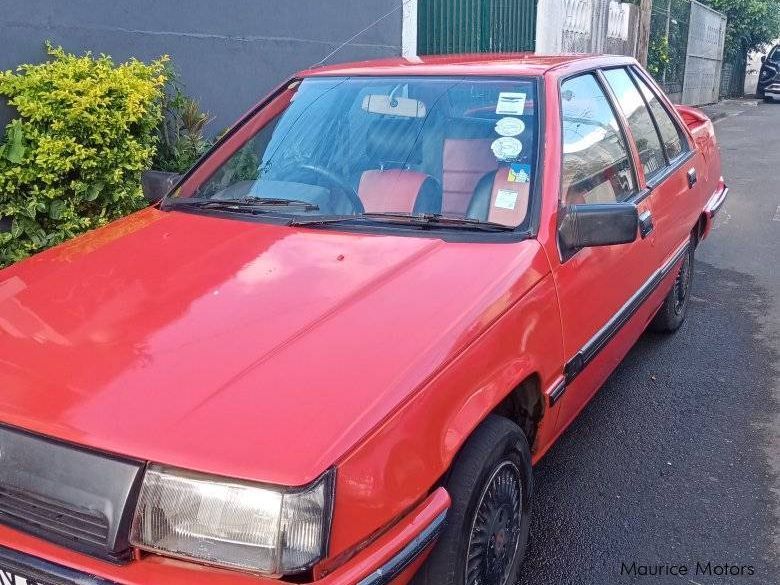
(0, 424), (144, 563)
(0, 485), (109, 548)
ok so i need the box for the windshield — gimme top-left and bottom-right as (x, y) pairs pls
(171, 76), (540, 229)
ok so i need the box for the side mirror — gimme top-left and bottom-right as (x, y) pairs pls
(141, 171), (182, 204)
(558, 203), (639, 251)
(761, 56), (766, 63)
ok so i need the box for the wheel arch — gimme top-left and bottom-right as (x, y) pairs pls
(432, 370), (547, 493)
(490, 373), (545, 451)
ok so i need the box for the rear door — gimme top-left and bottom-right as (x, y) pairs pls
(551, 71), (659, 431)
(626, 67), (703, 261)
(603, 66), (703, 265)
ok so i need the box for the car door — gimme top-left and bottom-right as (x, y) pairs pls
(551, 71), (659, 432)
(626, 66), (702, 264)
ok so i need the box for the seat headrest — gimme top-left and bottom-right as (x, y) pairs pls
(364, 118), (423, 166)
(466, 166), (530, 227)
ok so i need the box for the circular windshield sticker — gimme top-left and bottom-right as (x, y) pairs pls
(491, 137), (523, 160)
(495, 117), (525, 137)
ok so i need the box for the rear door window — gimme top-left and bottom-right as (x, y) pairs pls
(602, 67), (666, 178)
(630, 69), (689, 162)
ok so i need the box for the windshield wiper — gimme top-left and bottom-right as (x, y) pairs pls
(364, 212), (515, 231)
(164, 196), (319, 213)
(290, 212), (515, 231)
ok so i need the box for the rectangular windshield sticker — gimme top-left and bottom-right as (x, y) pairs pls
(496, 92), (526, 115)
(508, 163), (531, 183)
(495, 189), (519, 210)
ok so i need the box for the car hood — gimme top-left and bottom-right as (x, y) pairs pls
(0, 208), (549, 486)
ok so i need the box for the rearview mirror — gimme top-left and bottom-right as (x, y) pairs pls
(361, 94), (427, 118)
(141, 171), (182, 204)
(558, 203), (639, 251)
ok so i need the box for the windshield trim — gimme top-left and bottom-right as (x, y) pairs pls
(160, 74), (545, 242)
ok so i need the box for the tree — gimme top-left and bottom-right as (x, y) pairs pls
(706, 0), (780, 55)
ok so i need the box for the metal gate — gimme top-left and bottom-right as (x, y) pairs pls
(681, 0), (726, 105)
(648, 0), (692, 103)
(417, 0), (536, 54)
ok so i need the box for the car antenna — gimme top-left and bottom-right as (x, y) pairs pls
(311, 0), (412, 69)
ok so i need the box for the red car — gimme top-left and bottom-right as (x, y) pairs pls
(0, 54), (726, 585)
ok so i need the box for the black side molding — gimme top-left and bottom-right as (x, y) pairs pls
(564, 242), (690, 385)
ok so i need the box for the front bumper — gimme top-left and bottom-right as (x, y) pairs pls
(757, 67), (779, 96)
(0, 489), (449, 585)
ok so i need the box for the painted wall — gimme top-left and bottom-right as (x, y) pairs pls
(535, 0), (638, 58)
(0, 0), (403, 133)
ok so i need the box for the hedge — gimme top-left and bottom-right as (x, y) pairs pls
(0, 44), (168, 267)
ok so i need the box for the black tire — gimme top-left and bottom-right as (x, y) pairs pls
(414, 415), (532, 585)
(649, 240), (694, 333)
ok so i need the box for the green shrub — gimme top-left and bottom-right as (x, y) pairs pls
(152, 68), (214, 173)
(0, 44), (168, 267)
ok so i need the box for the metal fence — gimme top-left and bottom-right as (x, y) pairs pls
(648, 0), (691, 103)
(720, 49), (748, 98)
(417, 0), (536, 54)
(648, 0), (731, 105)
(681, 0), (727, 104)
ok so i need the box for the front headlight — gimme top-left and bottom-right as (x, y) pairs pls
(129, 465), (333, 576)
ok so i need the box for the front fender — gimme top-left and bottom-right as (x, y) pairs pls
(324, 271), (563, 568)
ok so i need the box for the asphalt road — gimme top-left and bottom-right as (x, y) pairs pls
(517, 100), (780, 585)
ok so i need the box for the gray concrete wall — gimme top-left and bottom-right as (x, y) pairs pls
(0, 0), (403, 134)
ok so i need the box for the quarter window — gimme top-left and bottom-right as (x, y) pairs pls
(631, 70), (688, 162)
(560, 74), (635, 205)
(602, 68), (666, 178)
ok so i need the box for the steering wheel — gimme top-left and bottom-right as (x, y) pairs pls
(298, 164), (364, 214)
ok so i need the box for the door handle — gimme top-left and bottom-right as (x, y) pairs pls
(687, 168), (698, 189)
(639, 210), (654, 238)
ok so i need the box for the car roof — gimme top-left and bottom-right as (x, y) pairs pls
(298, 53), (637, 78)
